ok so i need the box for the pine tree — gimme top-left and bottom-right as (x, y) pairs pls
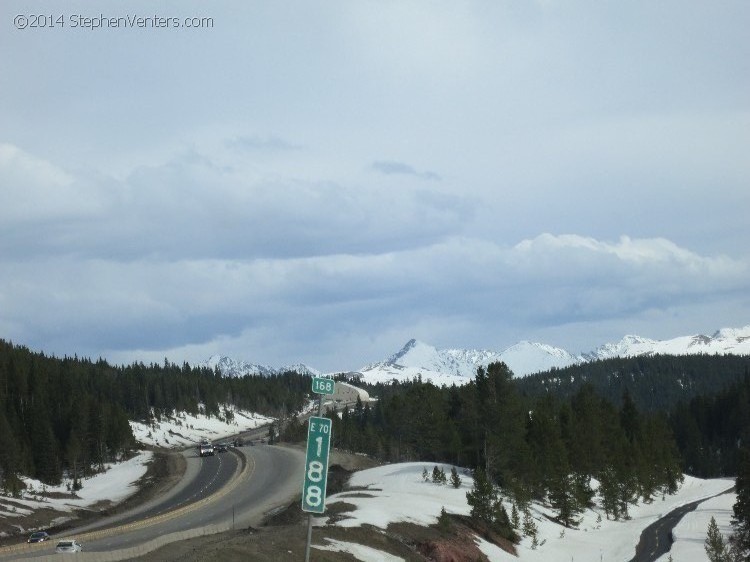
(599, 465), (620, 520)
(705, 516), (728, 562)
(731, 447), (750, 558)
(522, 508), (537, 538)
(511, 502), (520, 530)
(466, 468), (495, 524)
(437, 506), (452, 534)
(432, 465), (442, 484)
(422, 467), (430, 482)
(450, 466), (462, 488)
(492, 497), (515, 540)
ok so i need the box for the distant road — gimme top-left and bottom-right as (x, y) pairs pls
(0, 443), (304, 560)
(629, 486), (735, 562)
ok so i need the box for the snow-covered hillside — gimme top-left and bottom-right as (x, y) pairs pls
(586, 326), (750, 361)
(317, 462), (735, 562)
(129, 405), (274, 448)
(0, 452), (153, 538)
(355, 326), (750, 385)
(357, 339), (581, 384)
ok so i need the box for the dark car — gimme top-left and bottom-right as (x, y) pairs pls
(216, 443), (228, 453)
(27, 531), (50, 543)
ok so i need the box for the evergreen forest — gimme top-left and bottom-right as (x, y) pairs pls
(3, 336), (750, 533)
(0, 339), (308, 492)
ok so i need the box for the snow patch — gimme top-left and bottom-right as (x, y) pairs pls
(323, 462), (734, 562)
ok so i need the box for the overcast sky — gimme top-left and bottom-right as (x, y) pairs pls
(1, 1), (748, 372)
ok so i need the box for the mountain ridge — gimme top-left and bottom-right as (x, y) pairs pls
(203, 325), (750, 383)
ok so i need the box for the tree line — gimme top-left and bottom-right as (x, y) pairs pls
(329, 363), (683, 532)
(4, 336), (749, 547)
(0, 339), (308, 493)
(515, 353), (750, 413)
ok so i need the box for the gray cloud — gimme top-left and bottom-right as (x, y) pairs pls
(0, 145), (470, 262)
(1, 0), (748, 370)
(226, 135), (303, 152)
(1, 232), (747, 370)
(372, 160), (441, 181)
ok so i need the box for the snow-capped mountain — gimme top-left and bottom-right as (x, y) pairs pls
(357, 339), (582, 384)
(204, 355), (320, 378)
(585, 326), (750, 361)
(204, 325), (750, 385)
(356, 325), (750, 385)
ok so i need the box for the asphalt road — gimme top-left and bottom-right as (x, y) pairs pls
(629, 486), (735, 562)
(0, 443), (305, 560)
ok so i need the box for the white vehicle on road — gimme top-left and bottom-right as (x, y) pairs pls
(55, 539), (83, 553)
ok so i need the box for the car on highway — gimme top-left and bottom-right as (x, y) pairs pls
(27, 531), (50, 543)
(199, 442), (214, 456)
(55, 539), (83, 553)
(216, 443), (228, 453)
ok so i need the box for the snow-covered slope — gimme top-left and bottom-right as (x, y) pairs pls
(586, 326), (750, 360)
(320, 462), (735, 562)
(204, 355), (320, 378)
(499, 341), (584, 376)
(355, 325), (750, 385)
(204, 325), (750, 386)
(357, 338), (582, 383)
(380, 339), (506, 378)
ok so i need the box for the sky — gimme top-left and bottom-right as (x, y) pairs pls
(1, 1), (749, 372)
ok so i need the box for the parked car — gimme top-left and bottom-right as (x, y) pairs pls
(55, 539), (83, 553)
(27, 531), (50, 543)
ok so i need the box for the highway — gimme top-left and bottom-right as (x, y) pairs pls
(0, 442), (305, 560)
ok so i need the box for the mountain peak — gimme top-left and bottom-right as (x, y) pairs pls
(387, 338), (428, 363)
(201, 355), (320, 378)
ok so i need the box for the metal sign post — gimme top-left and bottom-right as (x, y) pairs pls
(303, 379), (335, 561)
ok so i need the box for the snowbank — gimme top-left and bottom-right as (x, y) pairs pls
(0, 452), (152, 522)
(656, 491), (737, 561)
(129, 405), (273, 448)
(322, 462), (734, 562)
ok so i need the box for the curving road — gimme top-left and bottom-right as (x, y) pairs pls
(629, 486), (735, 562)
(0, 443), (305, 560)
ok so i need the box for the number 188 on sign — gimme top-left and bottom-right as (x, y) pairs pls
(301, 416), (332, 513)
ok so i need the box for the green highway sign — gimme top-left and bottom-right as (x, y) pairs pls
(301, 416), (332, 513)
(311, 376), (335, 395)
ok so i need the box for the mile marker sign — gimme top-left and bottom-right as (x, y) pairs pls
(311, 376), (335, 395)
(301, 416), (332, 513)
